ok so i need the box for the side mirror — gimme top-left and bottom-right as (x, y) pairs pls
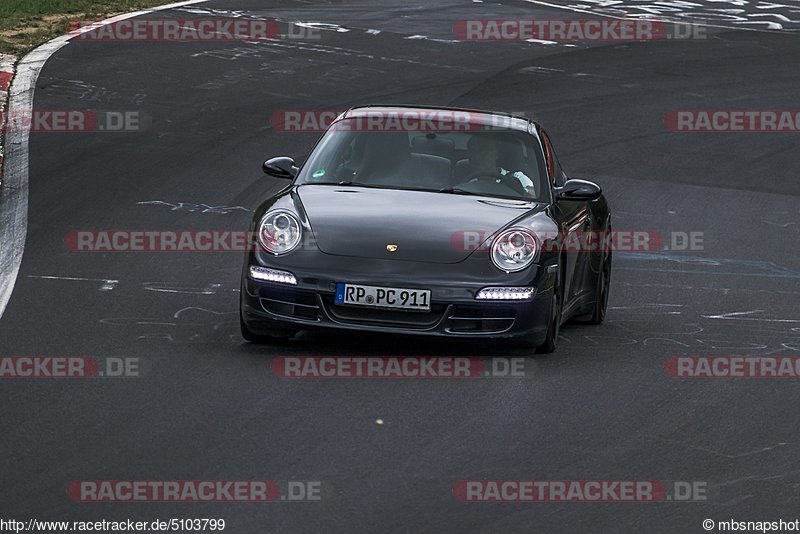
(557, 179), (602, 201)
(263, 157), (298, 179)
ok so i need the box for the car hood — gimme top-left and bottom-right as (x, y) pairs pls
(297, 185), (544, 263)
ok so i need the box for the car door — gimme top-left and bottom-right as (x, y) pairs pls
(541, 130), (592, 311)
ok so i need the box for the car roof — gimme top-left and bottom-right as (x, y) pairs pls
(336, 105), (539, 134)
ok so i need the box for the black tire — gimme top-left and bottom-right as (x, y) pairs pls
(536, 271), (562, 354)
(588, 249), (612, 325)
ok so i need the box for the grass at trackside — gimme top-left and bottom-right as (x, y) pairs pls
(0, 0), (171, 55)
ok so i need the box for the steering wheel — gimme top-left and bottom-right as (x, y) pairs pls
(464, 172), (527, 196)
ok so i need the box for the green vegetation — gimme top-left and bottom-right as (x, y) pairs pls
(0, 0), (169, 54)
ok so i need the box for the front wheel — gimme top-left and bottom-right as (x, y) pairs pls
(536, 272), (562, 354)
(588, 249), (612, 325)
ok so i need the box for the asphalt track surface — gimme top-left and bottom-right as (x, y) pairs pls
(1, 0), (799, 532)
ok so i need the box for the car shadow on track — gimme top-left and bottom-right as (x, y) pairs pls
(233, 328), (564, 361)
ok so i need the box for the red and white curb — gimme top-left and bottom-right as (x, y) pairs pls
(0, 0), (208, 320)
(0, 53), (16, 186)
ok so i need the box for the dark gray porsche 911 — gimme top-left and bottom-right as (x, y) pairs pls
(240, 105), (611, 353)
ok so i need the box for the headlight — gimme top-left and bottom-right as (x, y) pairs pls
(249, 266), (297, 285)
(491, 228), (537, 272)
(258, 209), (302, 255)
(476, 287), (535, 300)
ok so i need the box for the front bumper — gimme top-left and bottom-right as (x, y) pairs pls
(240, 256), (556, 342)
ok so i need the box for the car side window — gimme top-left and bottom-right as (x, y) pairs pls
(541, 131), (566, 187)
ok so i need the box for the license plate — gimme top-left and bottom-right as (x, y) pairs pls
(335, 283), (431, 311)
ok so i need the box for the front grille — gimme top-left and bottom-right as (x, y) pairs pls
(259, 287), (319, 320)
(445, 305), (516, 333)
(322, 296), (446, 329)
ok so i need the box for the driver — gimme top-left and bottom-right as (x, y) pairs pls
(459, 135), (536, 196)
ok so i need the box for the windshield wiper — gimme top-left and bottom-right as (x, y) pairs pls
(438, 187), (482, 196)
(308, 181), (377, 187)
(336, 181), (372, 186)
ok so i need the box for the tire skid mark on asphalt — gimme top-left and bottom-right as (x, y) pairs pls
(26, 275), (118, 291)
(171, 5), (459, 41)
(608, 303), (685, 310)
(562, 271), (800, 352)
(563, 331), (800, 351)
(621, 280), (800, 296)
(173, 306), (236, 319)
(28, 270), (797, 352)
(24, 276), (239, 295)
(560, 294), (800, 356)
(143, 282), (238, 294)
(137, 200), (251, 214)
(22, 272), (798, 352)
(100, 305), (240, 344)
(641, 337), (691, 347)
(616, 266), (800, 278)
(192, 39), (486, 73)
(523, 0), (800, 31)
(35, 78), (149, 106)
(701, 310), (800, 323)
(0, 0), (210, 321)
(100, 306), (235, 326)
(84, 298), (800, 352)
(615, 252), (800, 279)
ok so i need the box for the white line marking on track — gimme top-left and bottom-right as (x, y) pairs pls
(0, 0), (208, 320)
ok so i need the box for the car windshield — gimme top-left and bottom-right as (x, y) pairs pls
(295, 118), (549, 202)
